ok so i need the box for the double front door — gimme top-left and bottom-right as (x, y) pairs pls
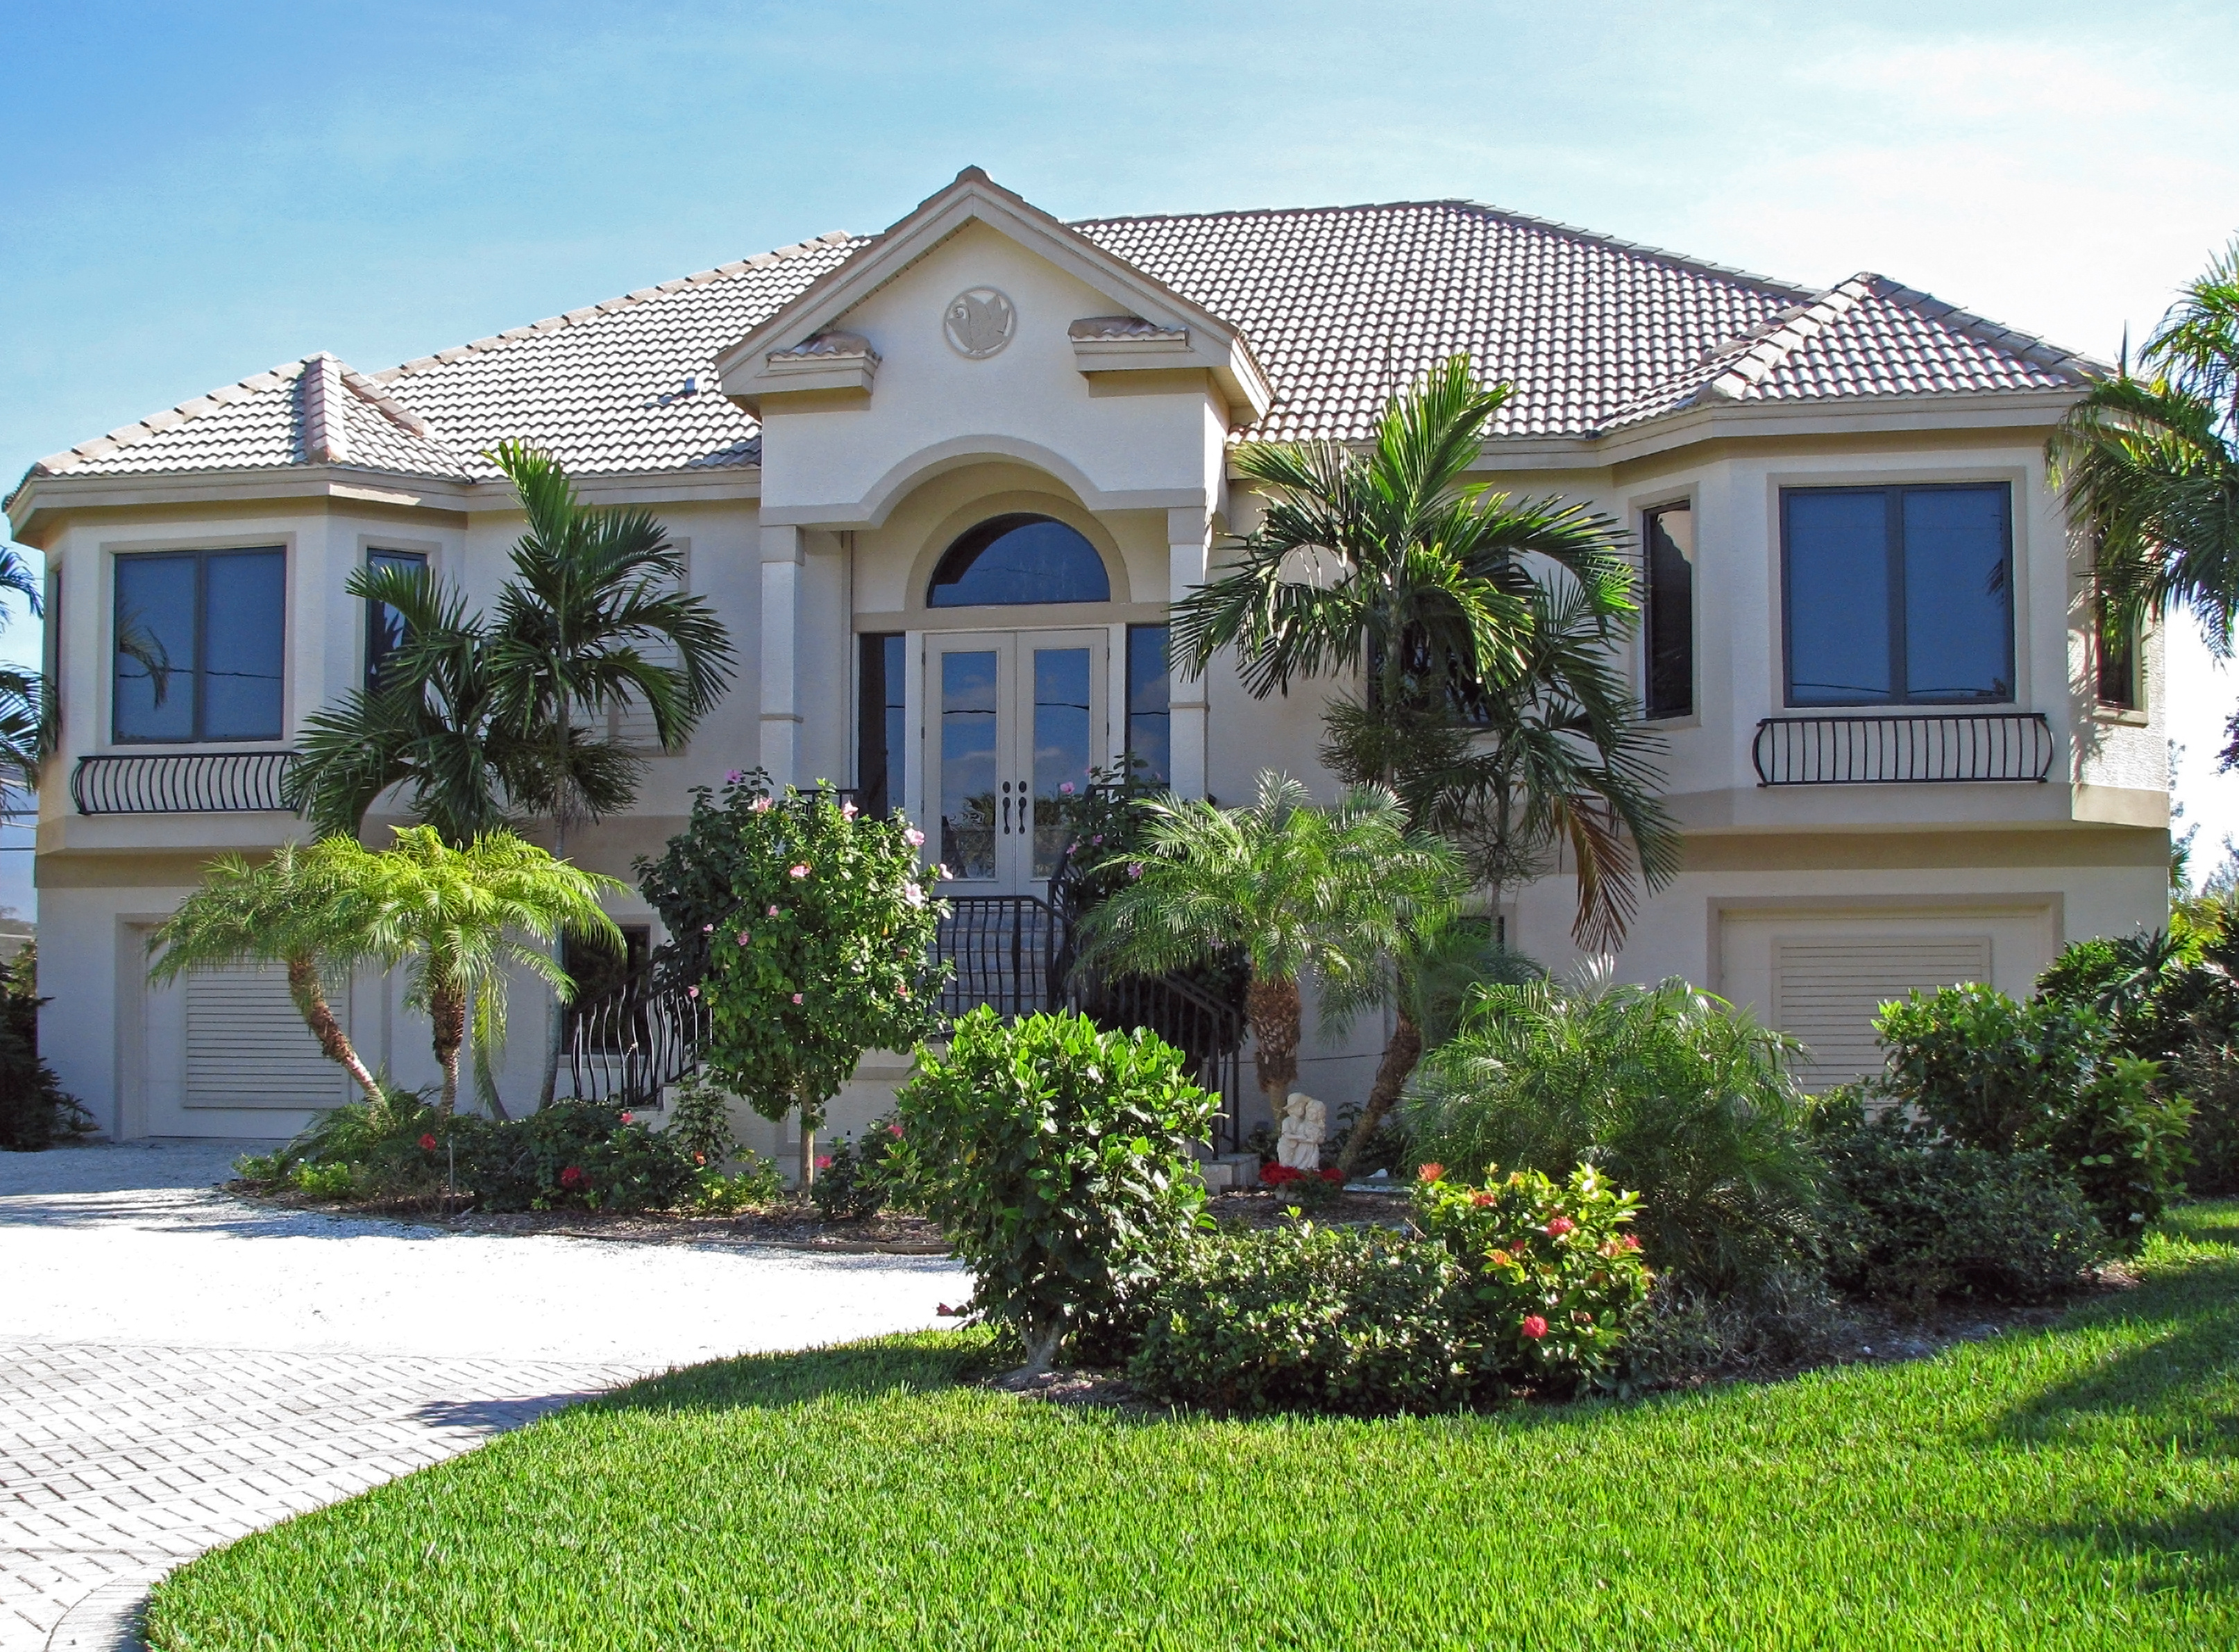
(927, 630), (1108, 895)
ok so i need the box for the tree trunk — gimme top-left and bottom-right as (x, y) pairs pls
(1245, 974), (1302, 1118)
(1016, 1320), (1063, 1379)
(431, 979), (466, 1114)
(536, 813), (568, 1110)
(1337, 1008), (1422, 1178)
(798, 1108), (817, 1192)
(286, 955), (383, 1106)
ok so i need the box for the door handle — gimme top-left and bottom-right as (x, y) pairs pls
(1000, 780), (1013, 834)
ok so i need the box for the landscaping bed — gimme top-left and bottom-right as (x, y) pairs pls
(144, 1202), (2239, 1651)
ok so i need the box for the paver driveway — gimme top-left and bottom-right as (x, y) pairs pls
(0, 1141), (964, 1651)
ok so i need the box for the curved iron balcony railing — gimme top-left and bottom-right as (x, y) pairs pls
(1752, 713), (2054, 786)
(71, 750), (301, 814)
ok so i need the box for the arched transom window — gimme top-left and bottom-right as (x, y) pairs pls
(927, 513), (1110, 607)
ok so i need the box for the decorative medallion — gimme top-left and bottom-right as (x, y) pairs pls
(943, 287), (1016, 359)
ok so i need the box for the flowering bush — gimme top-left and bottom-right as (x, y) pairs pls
(638, 772), (947, 1178)
(451, 1099), (697, 1213)
(1126, 1222), (1469, 1416)
(1412, 1161), (1652, 1392)
(894, 1008), (1216, 1369)
(808, 1119), (901, 1222)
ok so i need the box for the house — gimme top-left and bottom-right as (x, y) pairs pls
(4, 169), (2167, 1162)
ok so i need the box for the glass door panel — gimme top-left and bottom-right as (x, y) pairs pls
(922, 630), (1108, 895)
(1031, 646), (1095, 877)
(937, 646), (1000, 882)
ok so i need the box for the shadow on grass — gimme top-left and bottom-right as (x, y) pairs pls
(1992, 1207), (2239, 1460)
(591, 1330), (1002, 1415)
(2031, 1497), (2239, 1596)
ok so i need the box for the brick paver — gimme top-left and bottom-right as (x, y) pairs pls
(0, 1338), (650, 1651)
(0, 1143), (961, 1649)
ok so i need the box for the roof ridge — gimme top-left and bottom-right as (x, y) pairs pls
(31, 357), (310, 478)
(1071, 197), (1820, 301)
(369, 230), (861, 387)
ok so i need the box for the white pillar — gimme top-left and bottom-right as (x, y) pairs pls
(759, 524), (803, 787)
(1167, 505), (1211, 800)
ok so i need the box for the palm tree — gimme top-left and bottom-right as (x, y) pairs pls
(0, 546), (52, 798)
(482, 441), (734, 1103)
(147, 843), (387, 1105)
(1080, 771), (1460, 1118)
(287, 445), (733, 850)
(1172, 353), (1677, 951)
(1324, 909), (1541, 1178)
(287, 568), (536, 845)
(333, 827), (624, 1115)
(2050, 241), (2239, 689)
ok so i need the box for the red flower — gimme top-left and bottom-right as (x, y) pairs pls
(620, 1111), (634, 1124)
(1520, 1315), (1549, 1340)
(1418, 1163), (1445, 1183)
(1621, 1233), (1641, 1251)
(1262, 1163), (1299, 1184)
(1470, 1190), (1494, 1207)
(419, 1133), (437, 1152)
(815, 1154), (833, 1170)
(559, 1166), (586, 1190)
(1546, 1215), (1575, 1238)
(1319, 1168), (1344, 1183)
(888, 1123), (904, 1137)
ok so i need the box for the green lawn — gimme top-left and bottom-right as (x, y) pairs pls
(148, 1207), (2239, 1651)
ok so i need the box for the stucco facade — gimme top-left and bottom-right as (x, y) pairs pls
(5, 171), (2167, 1159)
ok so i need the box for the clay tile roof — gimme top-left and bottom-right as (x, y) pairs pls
(15, 201), (2095, 501)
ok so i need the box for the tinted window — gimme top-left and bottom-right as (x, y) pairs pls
(1126, 624), (1171, 782)
(1644, 505), (1694, 719)
(1782, 484), (2011, 707)
(2095, 599), (2137, 709)
(364, 549), (427, 691)
(858, 632), (906, 816)
(927, 514), (1110, 607)
(114, 548), (286, 743)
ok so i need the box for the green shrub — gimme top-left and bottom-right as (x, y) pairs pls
(2171, 1043), (2239, 1195)
(279, 1084), (450, 1199)
(1404, 972), (1821, 1292)
(1127, 1222), (1469, 1415)
(1412, 1162), (1652, 1392)
(0, 943), (94, 1151)
(1619, 1266), (1855, 1386)
(810, 1122), (901, 1222)
(289, 1160), (357, 1199)
(1875, 984), (2192, 1244)
(453, 1099), (697, 1213)
(666, 1072), (737, 1169)
(690, 1157), (782, 1214)
(894, 1008), (1216, 1369)
(1811, 1095), (2106, 1304)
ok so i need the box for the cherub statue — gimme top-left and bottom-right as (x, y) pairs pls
(1276, 1091), (1328, 1172)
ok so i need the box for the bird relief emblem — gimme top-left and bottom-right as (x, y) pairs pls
(944, 288), (1015, 358)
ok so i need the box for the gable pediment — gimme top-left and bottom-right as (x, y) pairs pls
(715, 169), (1270, 422)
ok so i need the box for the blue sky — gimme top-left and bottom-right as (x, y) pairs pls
(3, 0), (2236, 916)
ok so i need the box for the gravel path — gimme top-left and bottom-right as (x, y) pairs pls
(0, 1140), (965, 1650)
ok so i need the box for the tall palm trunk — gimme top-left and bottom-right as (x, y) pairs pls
(1245, 975), (1302, 1115)
(431, 979), (467, 1114)
(1337, 1006), (1422, 1177)
(285, 954), (382, 1105)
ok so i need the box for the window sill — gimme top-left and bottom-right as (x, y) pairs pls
(1644, 712), (1700, 731)
(2091, 705), (2149, 727)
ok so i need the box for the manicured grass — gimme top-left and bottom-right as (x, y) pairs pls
(148, 1207), (2239, 1651)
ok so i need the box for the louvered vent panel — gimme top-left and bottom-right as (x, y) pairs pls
(611, 563), (687, 752)
(1774, 937), (1992, 1089)
(185, 965), (347, 1108)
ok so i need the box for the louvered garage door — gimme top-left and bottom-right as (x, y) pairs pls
(1773, 936), (1991, 1090)
(185, 963), (348, 1109)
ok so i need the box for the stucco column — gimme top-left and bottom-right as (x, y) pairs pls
(1167, 505), (1212, 800)
(759, 523), (804, 787)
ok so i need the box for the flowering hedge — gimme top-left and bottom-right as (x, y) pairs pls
(1412, 1162), (1652, 1392)
(638, 773), (947, 1168)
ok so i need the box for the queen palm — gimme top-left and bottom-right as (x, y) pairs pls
(2050, 242), (2239, 728)
(1173, 353), (1676, 950)
(1080, 770), (1460, 1118)
(337, 827), (624, 1115)
(0, 546), (51, 798)
(147, 843), (387, 1105)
